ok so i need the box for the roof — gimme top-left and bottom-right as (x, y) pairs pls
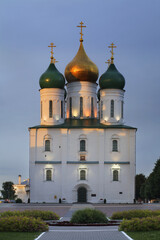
(29, 119), (137, 130)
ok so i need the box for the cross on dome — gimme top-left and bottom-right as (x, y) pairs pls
(105, 59), (111, 67)
(77, 21), (86, 42)
(48, 43), (56, 63)
(108, 43), (117, 64)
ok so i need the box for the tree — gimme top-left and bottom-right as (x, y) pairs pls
(143, 158), (160, 201)
(1, 181), (16, 200)
(135, 174), (146, 200)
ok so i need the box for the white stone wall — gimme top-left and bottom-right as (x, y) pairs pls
(66, 81), (98, 118)
(40, 88), (65, 125)
(29, 127), (136, 203)
(100, 89), (124, 125)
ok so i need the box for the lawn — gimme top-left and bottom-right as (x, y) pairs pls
(0, 232), (41, 240)
(127, 231), (160, 240)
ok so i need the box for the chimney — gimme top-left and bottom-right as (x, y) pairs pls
(18, 175), (21, 185)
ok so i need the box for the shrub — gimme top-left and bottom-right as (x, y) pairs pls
(0, 216), (48, 232)
(111, 209), (160, 220)
(0, 210), (59, 220)
(16, 198), (22, 203)
(70, 208), (108, 224)
(119, 216), (160, 232)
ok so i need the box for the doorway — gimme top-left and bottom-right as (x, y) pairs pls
(77, 186), (87, 202)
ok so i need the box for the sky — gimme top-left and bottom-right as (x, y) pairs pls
(0, 0), (160, 190)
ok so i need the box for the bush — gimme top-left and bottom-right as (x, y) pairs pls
(16, 198), (22, 203)
(0, 216), (48, 232)
(111, 209), (160, 220)
(70, 208), (108, 224)
(119, 216), (160, 232)
(0, 210), (59, 220)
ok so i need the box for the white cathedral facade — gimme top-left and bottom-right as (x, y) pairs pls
(29, 24), (136, 203)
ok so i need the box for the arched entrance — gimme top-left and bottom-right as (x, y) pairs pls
(77, 186), (87, 202)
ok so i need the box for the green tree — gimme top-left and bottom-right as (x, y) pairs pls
(135, 174), (146, 200)
(1, 181), (16, 200)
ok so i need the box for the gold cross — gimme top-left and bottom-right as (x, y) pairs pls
(48, 43), (56, 63)
(105, 59), (111, 67)
(53, 57), (58, 64)
(77, 21), (86, 42)
(108, 43), (117, 63)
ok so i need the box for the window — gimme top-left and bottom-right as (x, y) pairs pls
(112, 139), (118, 152)
(113, 170), (118, 181)
(80, 140), (86, 152)
(121, 101), (124, 119)
(100, 101), (103, 118)
(80, 170), (86, 180)
(91, 97), (94, 118)
(49, 100), (53, 118)
(80, 97), (83, 117)
(41, 101), (42, 119)
(69, 97), (72, 118)
(110, 100), (114, 118)
(61, 100), (63, 118)
(45, 140), (50, 151)
(46, 169), (52, 181)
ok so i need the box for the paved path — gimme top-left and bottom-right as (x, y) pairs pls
(36, 204), (133, 240)
(36, 226), (132, 240)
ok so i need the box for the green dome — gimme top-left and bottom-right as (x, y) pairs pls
(39, 63), (65, 89)
(99, 63), (125, 90)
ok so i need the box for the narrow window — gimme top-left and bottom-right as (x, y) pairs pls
(110, 100), (114, 118)
(80, 97), (83, 117)
(45, 140), (50, 151)
(80, 140), (86, 152)
(61, 100), (63, 118)
(112, 140), (118, 152)
(69, 97), (72, 118)
(80, 170), (86, 180)
(41, 101), (42, 119)
(113, 170), (118, 181)
(100, 101), (103, 119)
(121, 101), (124, 119)
(91, 97), (94, 118)
(49, 100), (53, 118)
(46, 169), (52, 181)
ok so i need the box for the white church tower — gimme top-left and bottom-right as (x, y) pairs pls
(29, 22), (136, 203)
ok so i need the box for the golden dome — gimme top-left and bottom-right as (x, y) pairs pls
(65, 42), (99, 83)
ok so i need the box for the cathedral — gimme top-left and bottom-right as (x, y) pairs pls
(29, 22), (136, 203)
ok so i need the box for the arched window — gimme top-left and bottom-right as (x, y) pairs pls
(100, 101), (103, 118)
(91, 97), (94, 118)
(80, 97), (83, 117)
(46, 169), (52, 181)
(113, 170), (118, 181)
(69, 97), (72, 118)
(110, 100), (114, 118)
(49, 100), (53, 118)
(45, 140), (50, 151)
(112, 140), (118, 152)
(80, 140), (86, 152)
(61, 100), (64, 118)
(41, 101), (42, 119)
(80, 170), (86, 180)
(121, 101), (124, 119)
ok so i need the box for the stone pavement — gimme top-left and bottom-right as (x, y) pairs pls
(35, 204), (133, 240)
(35, 226), (132, 240)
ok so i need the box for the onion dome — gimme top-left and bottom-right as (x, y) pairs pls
(39, 63), (65, 89)
(99, 63), (125, 90)
(65, 42), (99, 83)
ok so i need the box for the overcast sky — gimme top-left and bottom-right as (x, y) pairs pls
(0, 0), (160, 190)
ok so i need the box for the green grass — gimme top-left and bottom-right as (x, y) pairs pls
(0, 232), (41, 240)
(127, 231), (160, 240)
